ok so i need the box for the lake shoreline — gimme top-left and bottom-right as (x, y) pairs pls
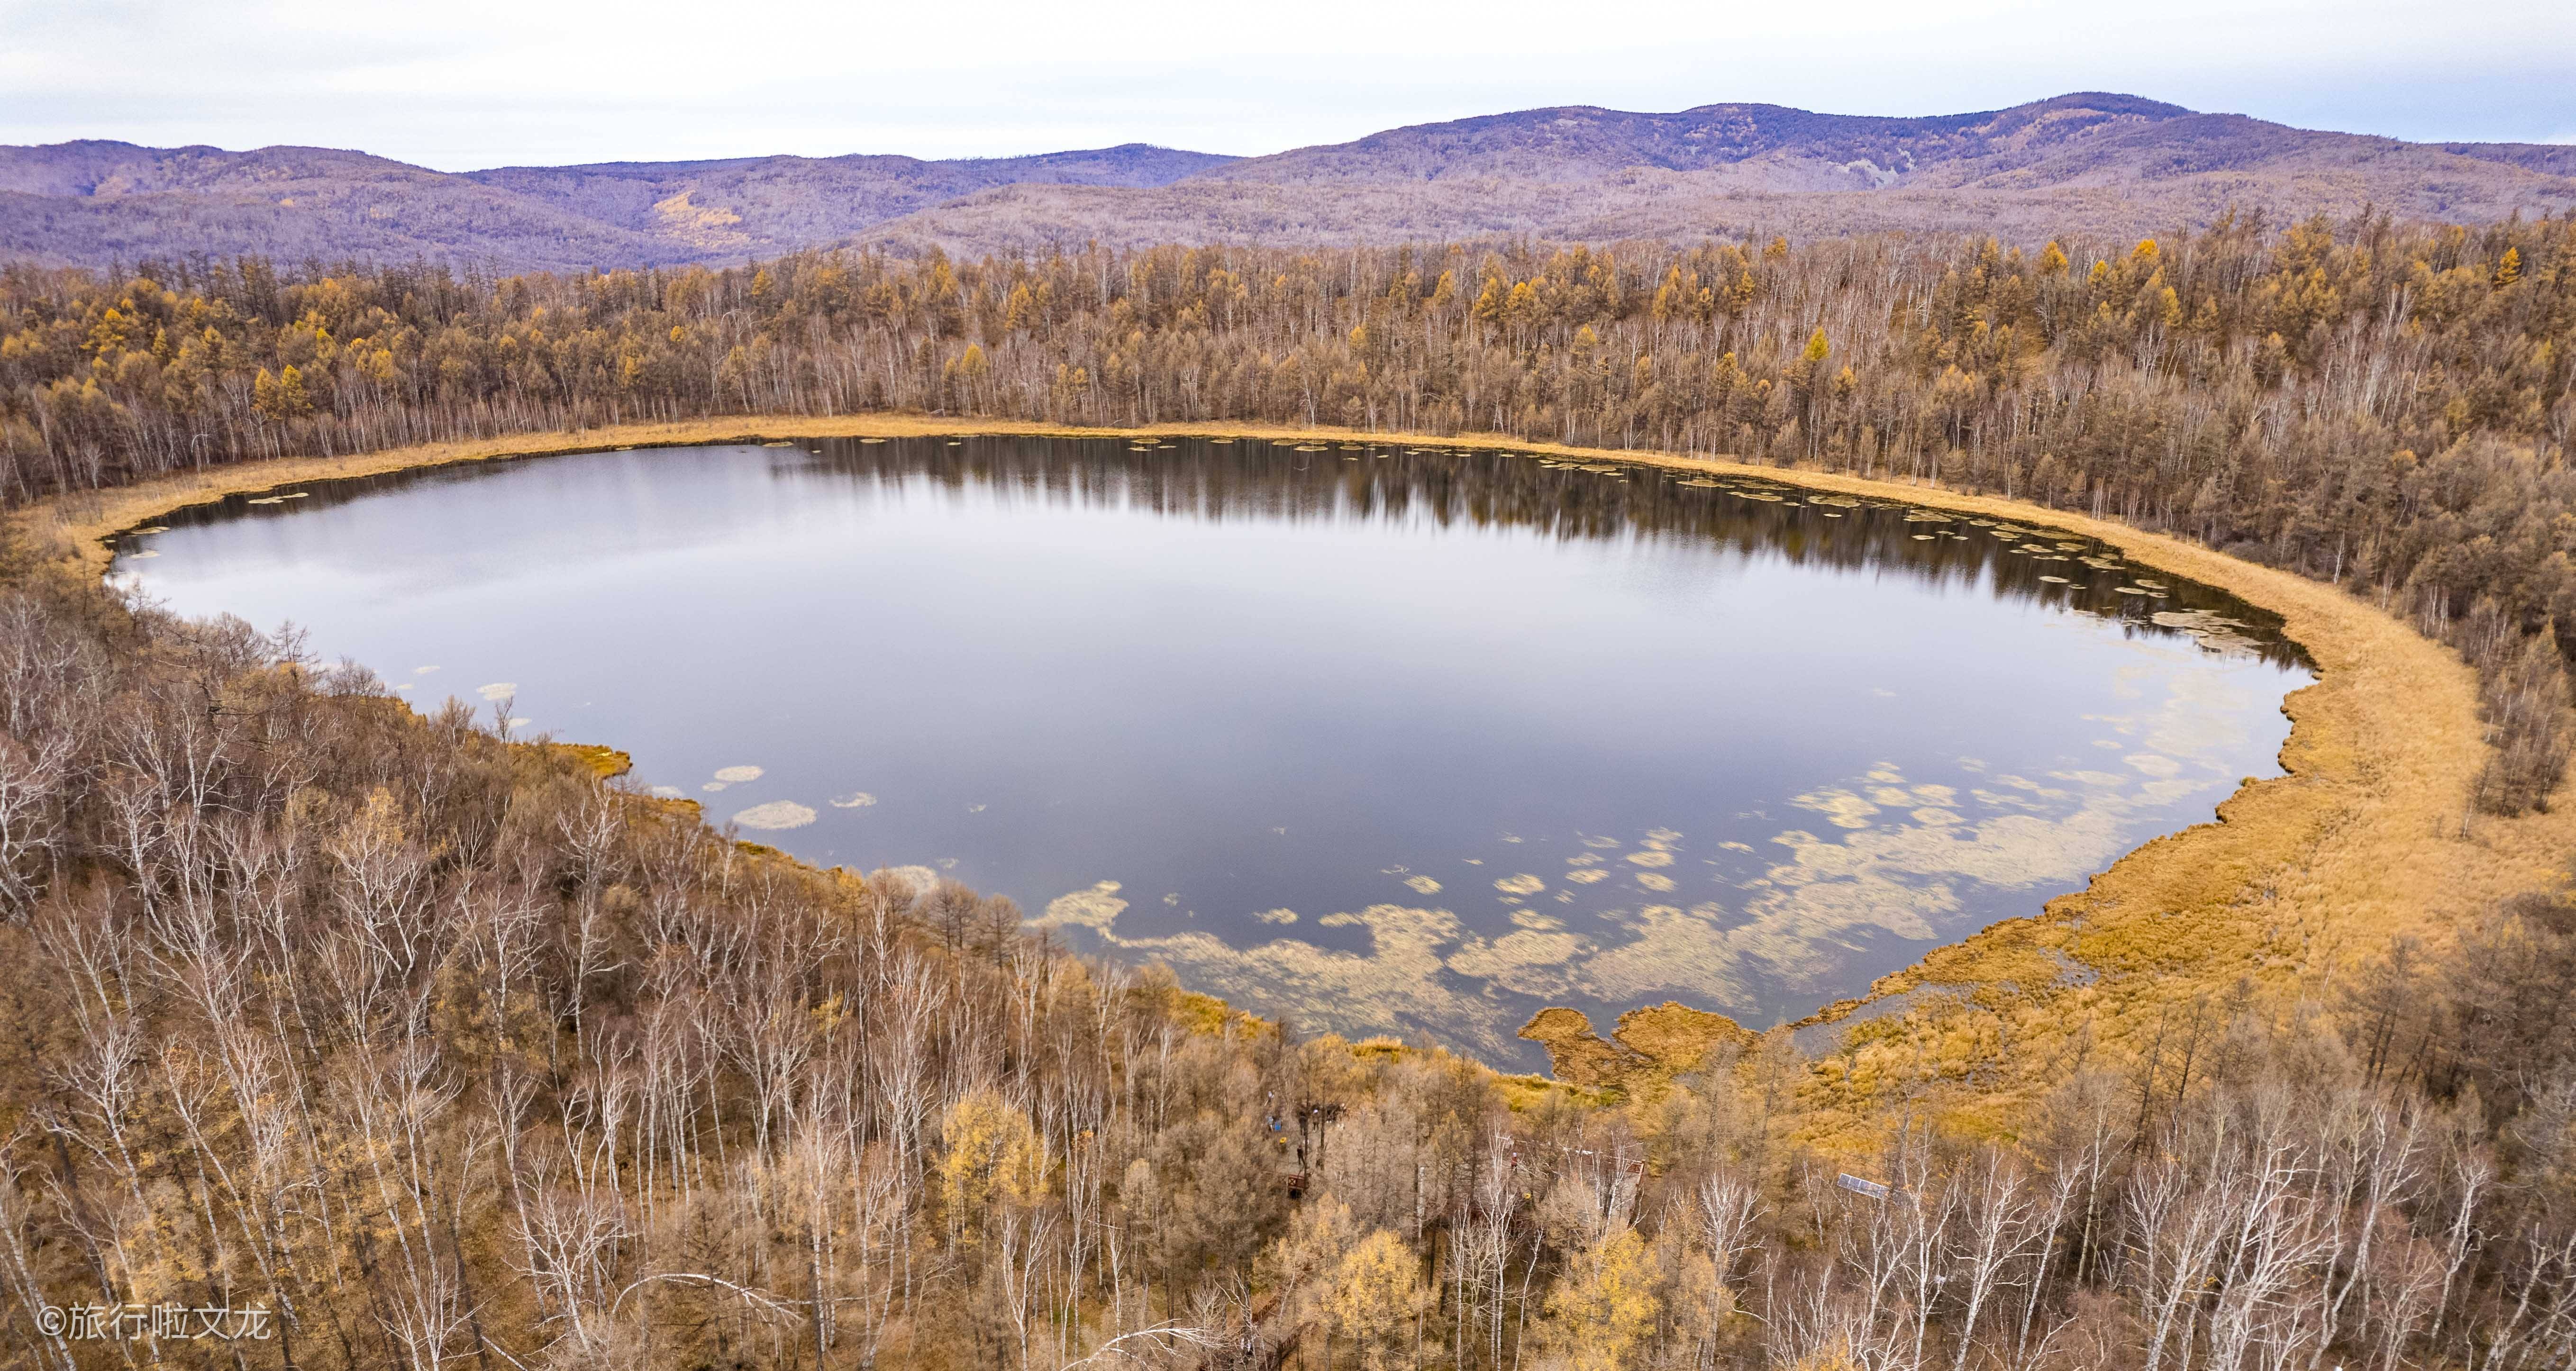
(23, 414), (2569, 1131)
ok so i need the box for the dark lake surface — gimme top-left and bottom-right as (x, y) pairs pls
(112, 436), (2309, 1067)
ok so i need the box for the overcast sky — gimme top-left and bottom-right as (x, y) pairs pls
(5, 0), (2573, 170)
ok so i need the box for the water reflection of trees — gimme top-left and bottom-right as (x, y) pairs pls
(802, 436), (2306, 669)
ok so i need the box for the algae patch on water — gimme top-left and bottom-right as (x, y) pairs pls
(731, 800), (816, 830)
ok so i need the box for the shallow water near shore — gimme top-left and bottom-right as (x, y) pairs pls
(111, 436), (2308, 1068)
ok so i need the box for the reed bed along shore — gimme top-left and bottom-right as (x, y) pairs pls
(25, 413), (2564, 1135)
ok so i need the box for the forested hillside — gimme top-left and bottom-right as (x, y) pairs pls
(0, 141), (1238, 273)
(5, 210), (2573, 808)
(9, 94), (2576, 268)
(861, 94), (2576, 257)
(0, 206), (2571, 1364)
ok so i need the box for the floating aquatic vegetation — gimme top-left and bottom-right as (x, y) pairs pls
(1403, 874), (1442, 894)
(650, 785), (685, 799)
(731, 800), (816, 830)
(1635, 872), (1677, 892)
(1792, 788), (1881, 829)
(125, 550), (159, 558)
(1447, 927), (1589, 998)
(2116, 586), (2150, 595)
(1494, 873), (1547, 895)
(830, 791), (877, 808)
(476, 682), (516, 701)
(1624, 850), (1675, 868)
(763, 441), (795, 448)
(2039, 575), (2070, 583)
(1565, 869), (1611, 885)
(859, 437), (887, 444)
(1678, 478), (1723, 487)
(712, 765), (764, 783)
(1254, 908), (1298, 925)
(1912, 534), (1936, 540)
(132, 525), (168, 534)
(1058, 896), (1512, 1051)
(2135, 579), (2168, 590)
(701, 781), (728, 792)
(2148, 609), (2268, 656)
(414, 665), (439, 674)
(246, 497), (283, 505)
(966, 802), (987, 813)
(1037, 881), (1127, 931)
(1566, 853), (1603, 866)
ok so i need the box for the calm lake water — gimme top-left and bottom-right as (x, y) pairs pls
(112, 436), (2309, 1066)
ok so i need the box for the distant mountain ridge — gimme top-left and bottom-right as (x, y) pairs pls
(4, 94), (2572, 271)
(0, 138), (1237, 272)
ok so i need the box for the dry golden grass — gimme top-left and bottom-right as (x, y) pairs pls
(549, 743), (634, 779)
(25, 414), (2568, 1144)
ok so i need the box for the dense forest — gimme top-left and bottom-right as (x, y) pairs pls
(0, 572), (2562, 1369)
(2, 213), (2572, 807)
(0, 217), (2572, 1368)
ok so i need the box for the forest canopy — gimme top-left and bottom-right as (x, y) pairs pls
(0, 215), (2571, 1367)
